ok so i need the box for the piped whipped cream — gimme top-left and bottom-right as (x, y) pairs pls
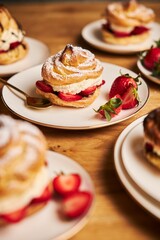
(0, 28), (24, 51)
(50, 75), (103, 94)
(0, 166), (50, 214)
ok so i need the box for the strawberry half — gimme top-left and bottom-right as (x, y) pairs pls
(62, 191), (93, 219)
(121, 86), (139, 109)
(109, 73), (141, 99)
(53, 173), (81, 197)
(31, 185), (53, 204)
(131, 26), (149, 35)
(36, 80), (53, 93)
(1, 207), (27, 223)
(80, 86), (97, 96)
(10, 41), (21, 50)
(95, 94), (122, 121)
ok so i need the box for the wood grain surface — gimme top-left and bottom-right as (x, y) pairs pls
(0, 1), (160, 239)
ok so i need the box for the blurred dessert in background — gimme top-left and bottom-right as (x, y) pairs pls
(0, 5), (28, 65)
(0, 115), (53, 224)
(102, 0), (155, 45)
(143, 108), (160, 170)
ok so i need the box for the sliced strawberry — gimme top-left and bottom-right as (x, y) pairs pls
(10, 41), (21, 50)
(53, 173), (81, 197)
(121, 86), (139, 109)
(62, 191), (93, 219)
(145, 142), (153, 153)
(36, 80), (53, 93)
(31, 185), (52, 204)
(114, 31), (130, 37)
(131, 26), (149, 35)
(80, 86), (97, 96)
(95, 94), (122, 121)
(0, 49), (6, 54)
(80, 80), (105, 96)
(1, 207), (27, 223)
(109, 73), (141, 99)
(58, 92), (82, 101)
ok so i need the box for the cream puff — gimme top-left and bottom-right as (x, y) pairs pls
(0, 115), (53, 225)
(36, 44), (104, 108)
(102, 0), (155, 45)
(143, 108), (160, 170)
(0, 5), (28, 65)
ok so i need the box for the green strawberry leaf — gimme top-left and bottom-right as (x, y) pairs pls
(94, 97), (122, 121)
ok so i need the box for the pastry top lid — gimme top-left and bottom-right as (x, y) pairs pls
(106, 0), (155, 27)
(41, 44), (103, 85)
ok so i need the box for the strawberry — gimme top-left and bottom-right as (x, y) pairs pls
(58, 92), (82, 101)
(121, 86), (139, 109)
(1, 207), (27, 223)
(102, 23), (148, 37)
(31, 184), (52, 204)
(131, 26), (149, 35)
(114, 31), (130, 37)
(109, 73), (141, 99)
(80, 86), (97, 96)
(80, 80), (105, 96)
(142, 40), (160, 71)
(62, 191), (93, 218)
(36, 80), (53, 93)
(10, 41), (21, 50)
(145, 142), (153, 153)
(95, 94), (122, 121)
(53, 173), (81, 197)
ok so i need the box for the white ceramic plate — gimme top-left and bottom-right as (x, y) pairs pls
(137, 59), (160, 85)
(0, 150), (95, 240)
(2, 62), (149, 130)
(0, 37), (50, 77)
(114, 116), (160, 219)
(82, 20), (160, 54)
(122, 120), (160, 202)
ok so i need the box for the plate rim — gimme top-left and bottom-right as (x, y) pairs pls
(82, 19), (160, 54)
(114, 115), (160, 219)
(2, 62), (149, 130)
(137, 59), (160, 85)
(121, 120), (160, 202)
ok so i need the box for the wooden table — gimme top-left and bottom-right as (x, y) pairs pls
(1, 1), (160, 239)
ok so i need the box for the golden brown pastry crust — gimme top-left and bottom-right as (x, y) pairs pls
(102, 28), (150, 45)
(106, 0), (155, 28)
(0, 42), (28, 65)
(41, 44), (103, 86)
(0, 5), (28, 65)
(36, 87), (100, 108)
